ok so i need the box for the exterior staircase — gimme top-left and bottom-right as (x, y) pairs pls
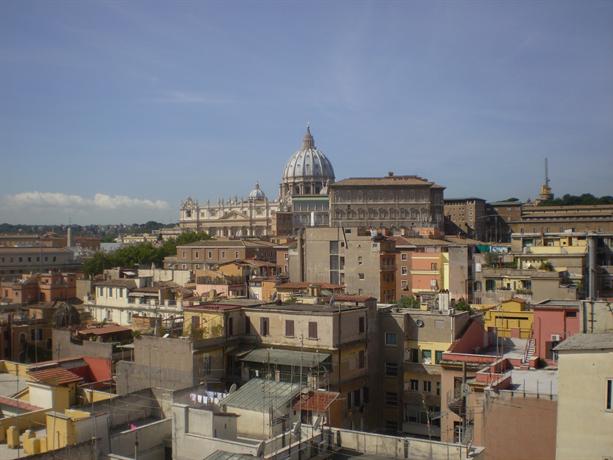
(521, 333), (536, 369)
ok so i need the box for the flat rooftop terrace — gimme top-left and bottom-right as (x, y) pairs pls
(509, 369), (558, 395)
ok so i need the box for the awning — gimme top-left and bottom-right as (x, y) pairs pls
(239, 348), (331, 367)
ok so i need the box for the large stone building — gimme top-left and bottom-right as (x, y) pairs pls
(444, 198), (487, 240)
(178, 127), (336, 237)
(328, 173), (445, 233)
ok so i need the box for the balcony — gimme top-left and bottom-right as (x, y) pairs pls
(446, 389), (464, 418)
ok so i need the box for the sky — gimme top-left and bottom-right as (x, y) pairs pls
(1, 0), (612, 225)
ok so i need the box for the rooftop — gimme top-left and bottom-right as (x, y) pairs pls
(78, 324), (132, 336)
(555, 333), (613, 352)
(238, 348), (331, 368)
(389, 236), (449, 247)
(29, 367), (83, 386)
(0, 395), (42, 412)
(508, 369), (558, 395)
(293, 390), (339, 412)
(0, 372), (27, 397)
(220, 378), (300, 412)
(534, 299), (581, 309)
(250, 302), (365, 313)
(178, 239), (276, 249)
(331, 175), (443, 188)
(93, 279), (137, 289)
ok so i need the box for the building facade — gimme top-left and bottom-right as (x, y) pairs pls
(444, 198), (487, 240)
(290, 227), (397, 302)
(329, 174), (445, 232)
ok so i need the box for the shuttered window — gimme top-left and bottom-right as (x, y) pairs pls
(308, 321), (318, 339)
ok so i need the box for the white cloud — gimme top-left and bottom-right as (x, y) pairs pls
(3, 191), (169, 210)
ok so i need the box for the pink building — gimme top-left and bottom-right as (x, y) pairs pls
(532, 300), (580, 363)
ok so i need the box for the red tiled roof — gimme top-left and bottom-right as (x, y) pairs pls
(0, 396), (42, 412)
(293, 391), (339, 412)
(29, 367), (83, 386)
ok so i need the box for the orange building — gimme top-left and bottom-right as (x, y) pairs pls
(1, 272), (77, 305)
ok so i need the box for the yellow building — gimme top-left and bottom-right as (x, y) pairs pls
(482, 298), (533, 339)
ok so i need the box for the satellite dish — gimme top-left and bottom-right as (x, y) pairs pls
(229, 383), (237, 393)
(416, 319), (425, 328)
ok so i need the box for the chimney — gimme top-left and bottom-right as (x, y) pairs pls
(67, 227), (73, 248)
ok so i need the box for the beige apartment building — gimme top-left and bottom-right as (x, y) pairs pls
(164, 239), (276, 271)
(289, 227), (396, 302)
(555, 333), (613, 460)
(242, 297), (379, 430)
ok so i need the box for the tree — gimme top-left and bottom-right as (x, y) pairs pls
(398, 295), (420, 309)
(455, 298), (471, 312)
(82, 231), (210, 276)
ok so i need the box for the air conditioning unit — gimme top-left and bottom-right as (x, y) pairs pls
(551, 334), (561, 342)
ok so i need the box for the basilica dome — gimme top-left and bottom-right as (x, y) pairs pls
(280, 127), (335, 199)
(249, 182), (266, 201)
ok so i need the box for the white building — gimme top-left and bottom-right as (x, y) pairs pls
(86, 278), (185, 327)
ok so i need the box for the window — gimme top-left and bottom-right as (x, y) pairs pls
(410, 379), (418, 391)
(358, 256), (363, 265)
(260, 317), (269, 336)
(607, 379), (613, 411)
(435, 350), (443, 364)
(119, 289), (123, 298)
(221, 251), (225, 258)
(228, 317), (234, 336)
(422, 350), (432, 364)
(308, 321), (318, 339)
(423, 380), (432, 392)
(401, 266), (408, 275)
(353, 389), (361, 406)
(245, 317), (251, 334)
(401, 253), (407, 261)
(385, 332), (397, 346)
(430, 263), (437, 270)
(358, 273), (365, 280)
(409, 348), (419, 363)
(385, 362), (398, 376)
(285, 320), (294, 337)
(235, 251), (239, 258)
(359, 316), (365, 333)
(330, 241), (339, 254)
(358, 350), (365, 368)
(385, 392), (398, 406)
(566, 311), (577, 318)
(195, 251), (199, 258)
(401, 280), (408, 288)
(108, 287), (113, 297)
(363, 386), (369, 403)
(436, 381), (441, 396)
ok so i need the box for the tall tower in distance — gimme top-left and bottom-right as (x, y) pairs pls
(538, 157), (554, 203)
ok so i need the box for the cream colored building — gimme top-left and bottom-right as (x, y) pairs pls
(555, 333), (613, 460)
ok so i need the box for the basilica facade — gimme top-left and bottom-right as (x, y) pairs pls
(178, 127), (335, 237)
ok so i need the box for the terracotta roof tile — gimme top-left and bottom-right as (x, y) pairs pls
(29, 367), (83, 386)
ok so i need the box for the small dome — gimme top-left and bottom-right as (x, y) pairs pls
(282, 127), (335, 182)
(249, 182), (266, 200)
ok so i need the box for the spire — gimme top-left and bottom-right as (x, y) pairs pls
(302, 125), (315, 150)
(545, 157), (550, 187)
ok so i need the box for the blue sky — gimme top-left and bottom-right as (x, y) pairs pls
(1, 0), (612, 224)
